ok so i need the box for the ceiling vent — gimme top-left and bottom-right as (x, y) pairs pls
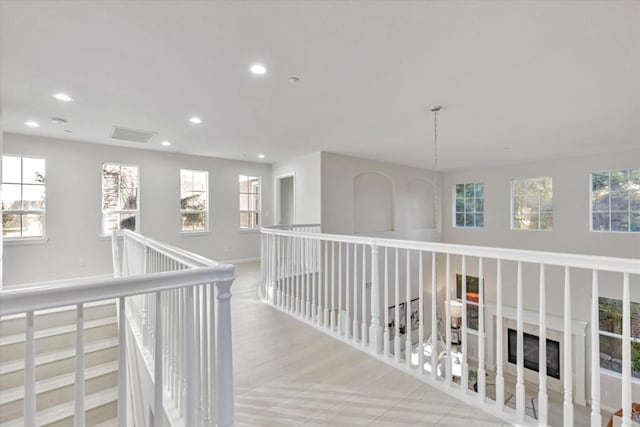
(111, 126), (157, 143)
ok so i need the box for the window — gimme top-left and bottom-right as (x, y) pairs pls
(591, 168), (640, 232)
(598, 297), (640, 378)
(511, 177), (553, 230)
(454, 183), (484, 228)
(239, 175), (260, 229)
(456, 274), (481, 331)
(102, 163), (139, 234)
(2, 155), (46, 238)
(180, 169), (208, 232)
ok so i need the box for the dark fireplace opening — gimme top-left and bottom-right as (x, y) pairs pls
(507, 328), (560, 380)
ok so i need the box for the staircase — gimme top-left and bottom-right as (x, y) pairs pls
(0, 301), (119, 426)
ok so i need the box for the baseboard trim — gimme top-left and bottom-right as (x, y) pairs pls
(223, 257), (260, 265)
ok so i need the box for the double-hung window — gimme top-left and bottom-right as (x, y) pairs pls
(511, 177), (553, 230)
(598, 297), (640, 378)
(102, 163), (139, 234)
(591, 168), (640, 232)
(239, 175), (260, 229)
(454, 183), (484, 228)
(180, 169), (209, 232)
(2, 155), (46, 238)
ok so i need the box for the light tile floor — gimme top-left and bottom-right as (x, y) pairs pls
(231, 263), (509, 426)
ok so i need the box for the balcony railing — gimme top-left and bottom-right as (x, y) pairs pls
(260, 224), (640, 427)
(0, 230), (235, 427)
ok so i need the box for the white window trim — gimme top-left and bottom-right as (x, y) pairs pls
(101, 162), (140, 236)
(510, 176), (553, 231)
(180, 169), (210, 234)
(239, 175), (262, 230)
(452, 182), (484, 229)
(589, 168), (640, 234)
(2, 154), (47, 240)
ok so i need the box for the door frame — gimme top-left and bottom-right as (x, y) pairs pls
(275, 172), (296, 225)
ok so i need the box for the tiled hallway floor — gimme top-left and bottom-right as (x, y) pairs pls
(231, 263), (508, 426)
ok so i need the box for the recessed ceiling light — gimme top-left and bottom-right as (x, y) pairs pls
(53, 93), (73, 102)
(25, 120), (40, 128)
(258, 154), (265, 159)
(250, 64), (267, 75)
(161, 140), (171, 147)
(189, 117), (202, 124)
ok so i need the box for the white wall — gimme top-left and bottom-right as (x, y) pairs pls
(3, 133), (272, 285)
(279, 176), (294, 225)
(321, 152), (439, 241)
(272, 152), (321, 225)
(441, 148), (640, 411)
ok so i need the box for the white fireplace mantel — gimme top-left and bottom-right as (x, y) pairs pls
(485, 302), (588, 406)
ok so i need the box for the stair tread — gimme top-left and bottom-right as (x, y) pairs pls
(0, 360), (118, 405)
(0, 317), (117, 347)
(0, 337), (118, 376)
(0, 386), (118, 427)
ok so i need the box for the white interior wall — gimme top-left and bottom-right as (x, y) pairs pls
(272, 152), (321, 225)
(2, 133), (272, 285)
(279, 176), (294, 225)
(320, 152), (439, 241)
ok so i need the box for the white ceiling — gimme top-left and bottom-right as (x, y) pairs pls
(1, 0), (639, 170)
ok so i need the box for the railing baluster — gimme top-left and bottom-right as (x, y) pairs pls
(405, 250), (412, 367)
(75, 304), (86, 427)
(186, 286), (197, 427)
(461, 255), (468, 393)
(25, 311), (35, 427)
(312, 237), (317, 323)
(563, 267), (573, 426)
(118, 296), (128, 425)
(384, 247), (390, 357)
(306, 238), (311, 319)
(324, 240), (329, 328)
(622, 272), (631, 427)
(516, 261), (525, 421)
(345, 243), (351, 338)
(477, 257), (485, 400)
(495, 259), (504, 412)
(431, 252), (437, 379)
(338, 242), (343, 334)
(154, 292), (163, 427)
(445, 253), (452, 386)
(539, 264), (548, 426)
(394, 248), (400, 362)
(354, 244), (359, 341)
(361, 245), (368, 347)
(370, 245), (382, 353)
(331, 241), (336, 331)
(590, 269), (601, 427)
(418, 252), (424, 374)
(216, 280), (234, 427)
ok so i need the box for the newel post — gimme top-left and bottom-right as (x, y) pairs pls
(215, 279), (235, 427)
(369, 245), (383, 354)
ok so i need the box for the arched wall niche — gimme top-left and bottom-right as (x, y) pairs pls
(353, 172), (394, 234)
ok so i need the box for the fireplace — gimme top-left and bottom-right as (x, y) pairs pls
(507, 328), (560, 380)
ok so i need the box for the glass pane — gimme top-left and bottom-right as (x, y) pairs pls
(610, 170), (628, 192)
(455, 213), (465, 227)
(464, 213), (474, 227)
(600, 297), (623, 333)
(181, 192), (206, 211)
(182, 212), (206, 231)
(121, 187), (138, 210)
(102, 213), (120, 234)
(529, 212), (540, 229)
(239, 175), (250, 193)
(592, 192), (610, 212)
(475, 198), (484, 213)
(540, 192), (553, 212)
(22, 158), (45, 184)
(2, 214), (21, 237)
(475, 213), (484, 227)
(1, 184), (22, 210)
(599, 335), (622, 373)
(630, 169), (640, 187)
(465, 183), (474, 198)
(102, 165), (120, 209)
(250, 193), (259, 211)
(592, 172), (609, 192)
(466, 304), (479, 330)
(22, 185), (46, 210)
(249, 177), (260, 194)
(512, 179), (525, 195)
(611, 211), (629, 232)
(120, 214), (136, 231)
(631, 213), (640, 232)
(251, 212), (259, 228)
(592, 212), (610, 231)
(526, 194), (539, 211)
(465, 197), (474, 212)
(630, 190), (640, 212)
(540, 212), (553, 230)
(2, 156), (21, 183)
(455, 198), (464, 214)
(239, 194), (249, 210)
(21, 214), (43, 237)
(475, 183), (484, 198)
(120, 166), (138, 190)
(455, 184), (464, 198)
(239, 212), (250, 228)
(610, 191), (629, 211)
(192, 171), (207, 192)
(180, 170), (193, 195)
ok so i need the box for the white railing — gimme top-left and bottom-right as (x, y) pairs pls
(0, 230), (235, 427)
(260, 225), (640, 427)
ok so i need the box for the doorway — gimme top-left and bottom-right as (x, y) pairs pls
(277, 174), (295, 225)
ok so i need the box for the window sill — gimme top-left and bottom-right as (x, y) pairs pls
(239, 228), (260, 234)
(180, 231), (211, 237)
(3, 236), (49, 246)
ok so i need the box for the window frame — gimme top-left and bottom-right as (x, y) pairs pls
(597, 296), (640, 380)
(179, 169), (209, 234)
(2, 154), (47, 241)
(452, 182), (485, 229)
(510, 176), (553, 231)
(101, 162), (140, 236)
(589, 168), (640, 234)
(239, 174), (261, 230)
